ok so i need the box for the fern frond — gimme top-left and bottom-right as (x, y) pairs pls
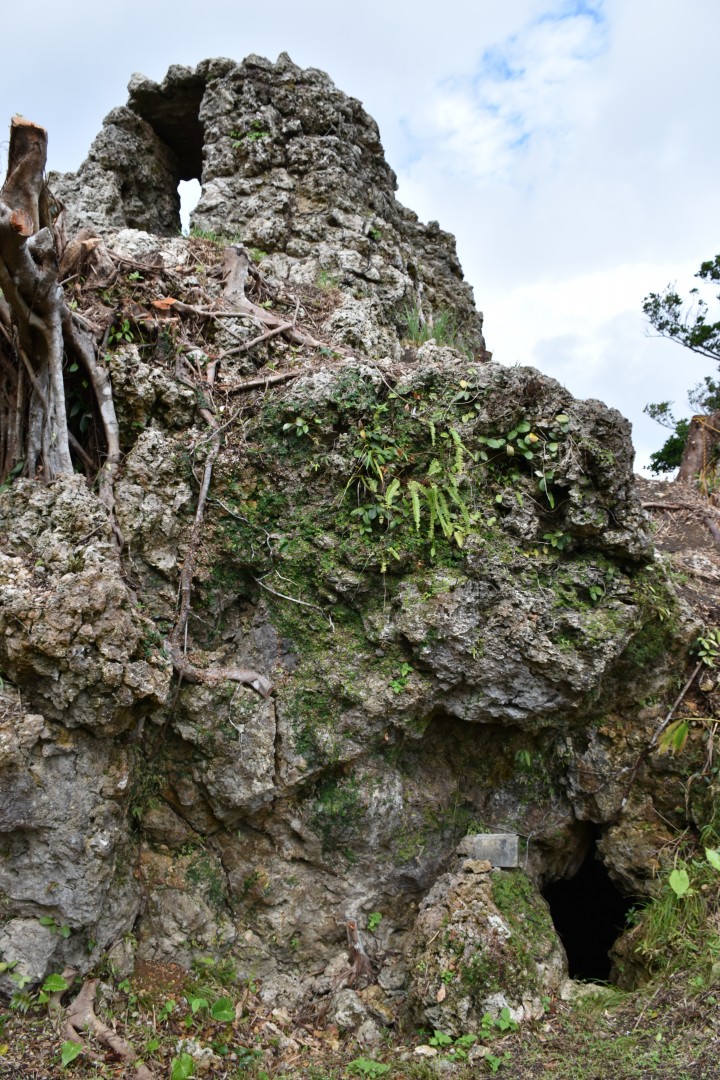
(407, 480), (422, 532)
(446, 479), (471, 526)
(450, 426), (464, 474)
(384, 477), (401, 507)
(426, 484), (438, 540)
(435, 487), (453, 538)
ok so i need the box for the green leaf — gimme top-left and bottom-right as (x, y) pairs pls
(210, 996), (235, 1022)
(555, 413), (570, 424)
(42, 973), (69, 993)
(669, 867), (691, 897)
(658, 719), (689, 756)
(190, 996), (209, 1014)
(706, 848), (720, 872)
(61, 1041), (83, 1067)
(171, 1052), (195, 1080)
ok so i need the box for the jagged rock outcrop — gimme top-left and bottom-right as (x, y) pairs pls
(0, 57), (705, 1032)
(51, 53), (485, 360)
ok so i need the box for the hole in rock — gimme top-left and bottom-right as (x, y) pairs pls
(543, 840), (633, 982)
(179, 178), (201, 235)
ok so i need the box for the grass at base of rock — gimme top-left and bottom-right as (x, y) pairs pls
(1, 959), (719, 1079)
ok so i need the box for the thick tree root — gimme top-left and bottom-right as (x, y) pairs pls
(64, 979), (155, 1079)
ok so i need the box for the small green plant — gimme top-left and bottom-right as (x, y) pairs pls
(39, 915), (71, 938)
(170, 1052), (195, 1080)
(631, 843), (720, 975)
(367, 911), (383, 933)
(696, 627), (720, 667)
(282, 415), (310, 438)
(486, 1051), (512, 1073)
(249, 248), (268, 263)
(210, 996), (235, 1022)
(233, 120), (271, 144)
(127, 270), (143, 282)
(428, 1030), (478, 1063)
(389, 662), (413, 693)
(428, 1030), (453, 1047)
(403, 303), (463, 349)
(669, 866), (691, 897)
(658, 718), (691, 756)
(0, 458), (24, 493)
(542, 530), (571, 551)
(515, 748), (533, 771)
(346, 1058), (390, 1078)
(316, 268), (339, 289)
(108, 319), (134, 346)
(480, 1007), (519, 1038)
(61, 1040), (83, 1067)
(588, 581), (606, 603)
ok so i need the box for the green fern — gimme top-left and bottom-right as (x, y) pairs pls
(450, 426), (464, 473)
(408, 480), (422, 531)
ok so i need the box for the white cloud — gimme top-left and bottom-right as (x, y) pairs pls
(420, 3), (608, 183)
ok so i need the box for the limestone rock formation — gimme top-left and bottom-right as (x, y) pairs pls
(51, 53), (485, 361)
(0, 57), (705, 1034)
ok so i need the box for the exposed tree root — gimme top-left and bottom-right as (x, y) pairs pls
(168, 344), (272, 699)
(64, 979), (155, 1079)
(345, 920), (376, 989)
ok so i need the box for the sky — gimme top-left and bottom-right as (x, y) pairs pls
(3, 0), (720, 472)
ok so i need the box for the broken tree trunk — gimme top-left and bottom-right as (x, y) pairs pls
(676, 412), (720, 487)
(0, 116), (122, 494)
(0, 117), (73, 480)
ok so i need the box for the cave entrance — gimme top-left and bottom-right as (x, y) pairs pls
(542, 842), (633, 982)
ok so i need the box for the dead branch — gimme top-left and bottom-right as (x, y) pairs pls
(617, 661), (704, 816)
(641, 502), (701, 511)
(225, 370), (304, 393)
(65, 979), (155, 1079)
(221, 319), (296, 358)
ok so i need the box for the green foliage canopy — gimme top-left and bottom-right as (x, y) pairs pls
(643, 255), (720, 473)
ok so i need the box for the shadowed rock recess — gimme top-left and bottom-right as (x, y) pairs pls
(0, 54), (700, 1032)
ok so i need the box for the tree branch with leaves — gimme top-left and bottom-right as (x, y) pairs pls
(643, 255), (720, 483)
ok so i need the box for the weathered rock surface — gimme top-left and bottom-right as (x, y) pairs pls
(406, 857), (565, 1034)
(51, 54), (486, 360)
(0, 57), (705, 1030)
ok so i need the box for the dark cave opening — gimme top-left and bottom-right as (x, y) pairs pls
(542, 843), (634, 982)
